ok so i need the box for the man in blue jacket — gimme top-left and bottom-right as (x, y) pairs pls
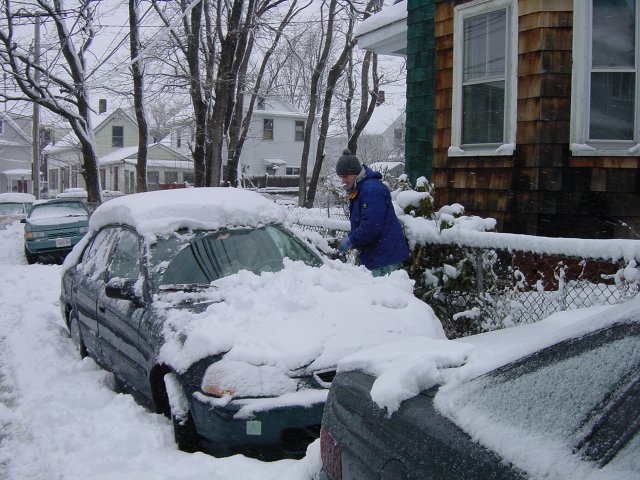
(336, 149), (410, 276)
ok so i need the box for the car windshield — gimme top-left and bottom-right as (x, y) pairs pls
(28, 202), (88, 220)
(0, 202), (26, 215)
(148, 224), (322, 292)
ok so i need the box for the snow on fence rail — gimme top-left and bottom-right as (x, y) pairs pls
(289, 207), (640, 337)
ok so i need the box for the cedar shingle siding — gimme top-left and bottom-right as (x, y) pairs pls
(405, 0), (639, 239)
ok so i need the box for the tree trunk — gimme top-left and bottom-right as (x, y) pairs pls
(208, 0), (244, 187)
(129, 0), (148, 193)
(298, 0), (338, 207)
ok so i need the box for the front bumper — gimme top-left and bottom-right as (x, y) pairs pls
(189, 392), (325, 460)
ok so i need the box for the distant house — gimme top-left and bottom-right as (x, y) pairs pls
(325, 95), (406, 172)
(167, 95), (318, 181)
(0, 112), (32, 194)
(44, 106), (191, 196)
(356, 0), (640, 239)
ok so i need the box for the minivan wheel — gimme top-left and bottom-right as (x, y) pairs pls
(68, 310), (87, 358)
(24, 248), (37, 265)
(163, 373), (199, 453)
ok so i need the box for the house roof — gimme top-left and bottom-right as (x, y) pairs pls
(355, 0), (407, 56)
(43, 108), (138, 154)
(98, 143), (191, 168)
(0, 112), (32, 144)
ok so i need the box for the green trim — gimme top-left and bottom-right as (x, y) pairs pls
(405, 0), (435, 186)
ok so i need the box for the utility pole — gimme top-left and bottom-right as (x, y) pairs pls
(31, 16), (41, 199)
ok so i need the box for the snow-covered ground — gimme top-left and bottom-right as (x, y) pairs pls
(0, 220), (320, 480)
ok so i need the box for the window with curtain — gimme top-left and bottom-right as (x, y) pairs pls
(450, 0), (517, 156)
(571, 0), (639, 154)
(263, 119), (274, 140)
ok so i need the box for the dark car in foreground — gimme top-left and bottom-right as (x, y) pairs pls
(23, 198), (89, 263)
(320, 301), (640, 479)
(59, 187), (445, 460)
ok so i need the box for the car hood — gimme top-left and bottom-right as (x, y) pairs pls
(156, 259), (446, 374)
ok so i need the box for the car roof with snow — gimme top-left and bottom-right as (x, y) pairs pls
(87, 187), (287, 238)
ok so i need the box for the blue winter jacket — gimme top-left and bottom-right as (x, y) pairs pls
(347, 166), (410, 270)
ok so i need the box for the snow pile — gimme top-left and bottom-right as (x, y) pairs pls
(158, 258), (445, 380)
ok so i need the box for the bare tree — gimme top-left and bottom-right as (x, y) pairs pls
(297, 0), (341, 207)
(304, 15), (356, 207)
(129, 0), (148, 193)
(226, 0), (310, 187)
(0, 0), (102, 203)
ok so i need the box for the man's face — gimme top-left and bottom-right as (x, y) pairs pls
(338, 174), (357, 190)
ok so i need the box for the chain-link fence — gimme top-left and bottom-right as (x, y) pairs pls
(291, 214), (639, 338)
(408, 243), (639, 338)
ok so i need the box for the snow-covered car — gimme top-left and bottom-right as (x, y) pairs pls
(58, 187), (445, 460)
(0, 192), (35, 228)
(319, 299), (640, 480)
(22, 198), (90, 264)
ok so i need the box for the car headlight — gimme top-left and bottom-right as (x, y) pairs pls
(79, 226), (89, 233)
(25, 231), (45, 239)
(201, 359), (300, 398)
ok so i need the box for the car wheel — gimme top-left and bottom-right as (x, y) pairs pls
(24, 248), (37, 264)
(68, 310), (87, 358)
(164, 372), (199, 453)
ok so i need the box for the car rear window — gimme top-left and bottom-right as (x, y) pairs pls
(436, 322), (640, 474)
(29, 202), (87, 220)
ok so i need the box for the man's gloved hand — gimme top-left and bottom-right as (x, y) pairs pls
(338, 237), (352, 252)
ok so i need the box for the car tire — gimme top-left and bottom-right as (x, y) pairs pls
(163, 372), (199, 453)
(68, 310), (87, 358)
(24, 248), (37, 265)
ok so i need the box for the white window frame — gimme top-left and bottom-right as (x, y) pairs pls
(571, 1), (640, 156)
(449, 0), (518, 157)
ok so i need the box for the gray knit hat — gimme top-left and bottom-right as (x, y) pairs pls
(335, 149), (362, 175)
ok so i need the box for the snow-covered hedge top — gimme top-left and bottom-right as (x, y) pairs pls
(88, 187), (287, 239)
(401, 214), (640, 263)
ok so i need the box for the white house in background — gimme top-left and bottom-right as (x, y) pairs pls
(44, 106), (192, 196)
(99, 144), (192, 191)
(167, 95), (318, 178)
(325, 92), (406, 173)
(0, 112), (33, 194)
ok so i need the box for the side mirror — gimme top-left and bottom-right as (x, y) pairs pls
(105, 278), (144, 306)
(20, 218), (26, 223)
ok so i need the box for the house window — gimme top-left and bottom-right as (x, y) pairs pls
(176, 130), (182, 148)
(125, 170), (135, 193)
(286, 167), (300, 175)
(394, 127), (404, 147)
(112, 126), (124, 148)
(100, 169), (106, 189)
(571, 0), (639, 155)
(62, 167), (70, 190)
(113, 166), (119, 191)
(147, 171), (160, 184)
(450, 0), (517, 156)
(295, 120), (305, 141)
(164, 171), (178, 183)
(257, 96), (265, 110)
(263, 119), (274, 140)
(183, 172), (195, 185)
(48, 169), (59, 192)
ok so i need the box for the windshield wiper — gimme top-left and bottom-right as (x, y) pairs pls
(158, 283), (214, 292)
